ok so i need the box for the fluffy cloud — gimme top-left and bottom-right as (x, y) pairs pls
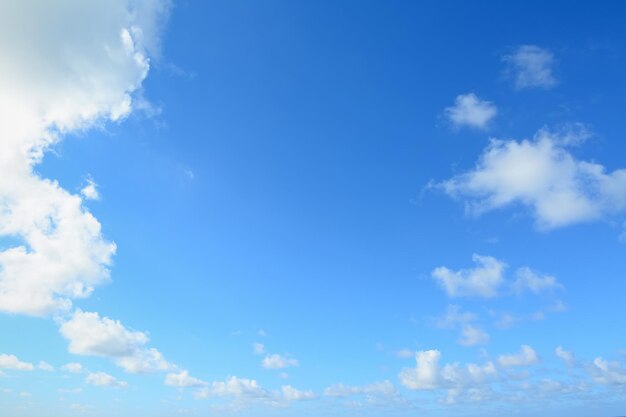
(0, 354), (34, 371)
(80, 179), (100, 201)
(280, 385), (316, 401)
(164, 370), (207, 388)
(193, 376), (316, 407)
(59, 310), (172, 373)
(503, 45), (557, 89)
(0, 0), (169, 317)
(439, 126), (626, 229)
(195, 376), (270, 400)
(262, 354), (299, 370)
(497, 345), (540, 367)
(398, 350), (442, 390)
(399, 350), (497, 391)
(432, 254), (506, 298)
(445, 93), (497, 130)
(85, 372), (128, 388)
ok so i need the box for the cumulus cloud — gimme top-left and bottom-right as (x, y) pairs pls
(262, 354), (299, 370)
(165, 370), (208, 388)
(439, 126), (626, 229)
(193, 376), (316, 407)
(398, 350), (442, 390)
(195, 376), (270, 400)
(432, 256), (565, 307)
(59, 310), (172, 373)
(0, 0), (169, 317)
(503, 45), (557, 89)
(432, 254), (506, 298)
(497, 345), (540, 367)
(399, 350), (497, 391)
(85, 371), (128, 388)
(445, 93), (497, 130)
(80, 179), (100, 201)
(0, 354), (34, 371)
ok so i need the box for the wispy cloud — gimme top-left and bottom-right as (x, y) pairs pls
(262, 354), (299, 370)
(503, 45), (557, 89)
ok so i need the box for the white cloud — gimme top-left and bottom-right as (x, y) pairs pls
(195, 376), (270, 400)
(503, 45), (557, 89)
(252, 343), (265, 355)
(440, 127), (626, 229)
(555, 346), (576, 366)
(513, 267), (564, 294)
(441, 361), (498, 387)
(589, 358), (626, 385)
(61, 363), (84, 374)
(80, 179), (100, 201)
(38, 361), (54, 372)
(432, 254), (506, 298)
(59, 310), (172, 373)
(398, 350), (441, 390)
(165, 370), (207, 388)
(115, 348), (172, 374)
(262, 354), (299, 370)
(497, 345), (540, 367)
(399, 350), (498, 391)
(85, 371), (128, 388)
(458, 325), (490, 347)
(194, 376), (315, 407)
(445, 93), (497, 130)
(280, 385), (316, 401)
(0, 354), (34, 371)
(0, 0), (169, 317)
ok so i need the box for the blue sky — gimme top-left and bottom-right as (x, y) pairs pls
(1, 1), (626, 416)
